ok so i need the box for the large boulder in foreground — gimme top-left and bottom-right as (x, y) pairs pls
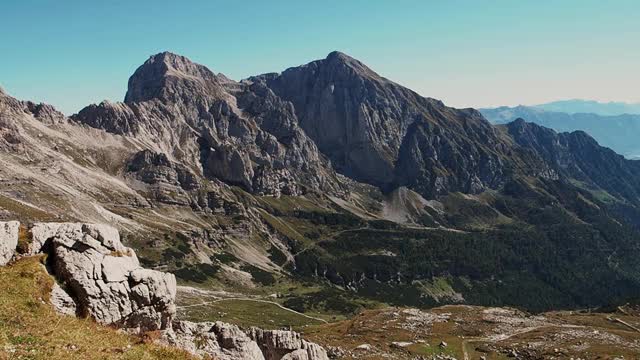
(0, 221), (19, 266)
(32, 223), (176, 331)
(163, 321), (329, 360)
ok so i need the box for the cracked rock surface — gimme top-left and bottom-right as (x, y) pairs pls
(0, 221), (19, 266)
(32, 222), (176, 331)
(163, 320), (329, 360)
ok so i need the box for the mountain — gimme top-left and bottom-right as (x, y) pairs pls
(534, 99), (640, 116)
(2, 51), (640, 318)
(480, 105), (640, 158)
(74, 52), (343, 197)
(256, 51), (510, 197)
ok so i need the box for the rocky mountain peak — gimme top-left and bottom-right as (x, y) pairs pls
(509, 117), (528, 128)
(124, 51), (228, 104)
(325, 50), (366, 67)
(319, 51), (383, 82)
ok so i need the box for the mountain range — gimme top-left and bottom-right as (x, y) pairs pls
(533, 99), (640, 116)
(1, 51), (640, 315)
(480, 105), (640, 159)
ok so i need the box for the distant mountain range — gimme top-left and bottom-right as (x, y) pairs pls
(480, 105), (640, 159)
(533, 99), (640, 116)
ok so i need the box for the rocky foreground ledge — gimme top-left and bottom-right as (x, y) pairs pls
(0, 221), (328, 360)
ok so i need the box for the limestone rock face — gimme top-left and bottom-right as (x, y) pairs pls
(50, 282), (78, 316)
(164, 321), (329, 360)
(281, 350), (312, 360)
(0, 221), (19, 265)
(0, 93), (25, 150)
(249, 328), (329, 360)
(164, 321), (265, 360)
(73, 101), (140, 135)
(29, 222), (70, 255)
(33, 223), (176, 331)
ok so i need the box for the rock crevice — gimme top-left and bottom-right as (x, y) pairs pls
(0, 221), (19, 266)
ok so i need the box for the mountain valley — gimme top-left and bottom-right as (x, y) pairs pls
(1, 51), (640, 358)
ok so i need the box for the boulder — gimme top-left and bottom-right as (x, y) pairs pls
(34, 223), (176, 331)
(281, 349), (310, 360)
(0, 221), (19, 265)
(29, 222), (71, 255)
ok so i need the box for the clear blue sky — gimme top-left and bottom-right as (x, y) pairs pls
(1, 0), (639, 114)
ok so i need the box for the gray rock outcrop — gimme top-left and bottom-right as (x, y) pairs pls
(0, 221), (19, 265)
(249, 327), (329, 360)
(50, 282), (78, 316)
(24, 101), (66, 125)
(126, 149), (200, 206)
(0, 89), (65, 127)
(29, 222), (66, 255)
(164, 320), (328, 360)
(32, 223), (176, 331)
(164, 321), (265, 360)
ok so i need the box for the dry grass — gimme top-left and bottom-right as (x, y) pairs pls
(0, 194), (55, 222)
(16, 224), (32, 254)
(0, 256), (196, 360)
(109, 249), (134, 257)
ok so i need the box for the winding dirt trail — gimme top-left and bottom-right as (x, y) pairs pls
(177, 297), (329, 324)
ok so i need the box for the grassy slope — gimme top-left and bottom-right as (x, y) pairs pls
(0, 257), (195, 360)
(178, 298), (325, 330)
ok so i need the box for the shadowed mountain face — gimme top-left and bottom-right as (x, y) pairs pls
(258, 52), (511, 197)
(505, 119), (640, 201)
(481, 105), (640, 159)
(3, 51), (640, 312)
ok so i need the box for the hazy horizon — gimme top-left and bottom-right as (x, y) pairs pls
(2, 0), (639, 114)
